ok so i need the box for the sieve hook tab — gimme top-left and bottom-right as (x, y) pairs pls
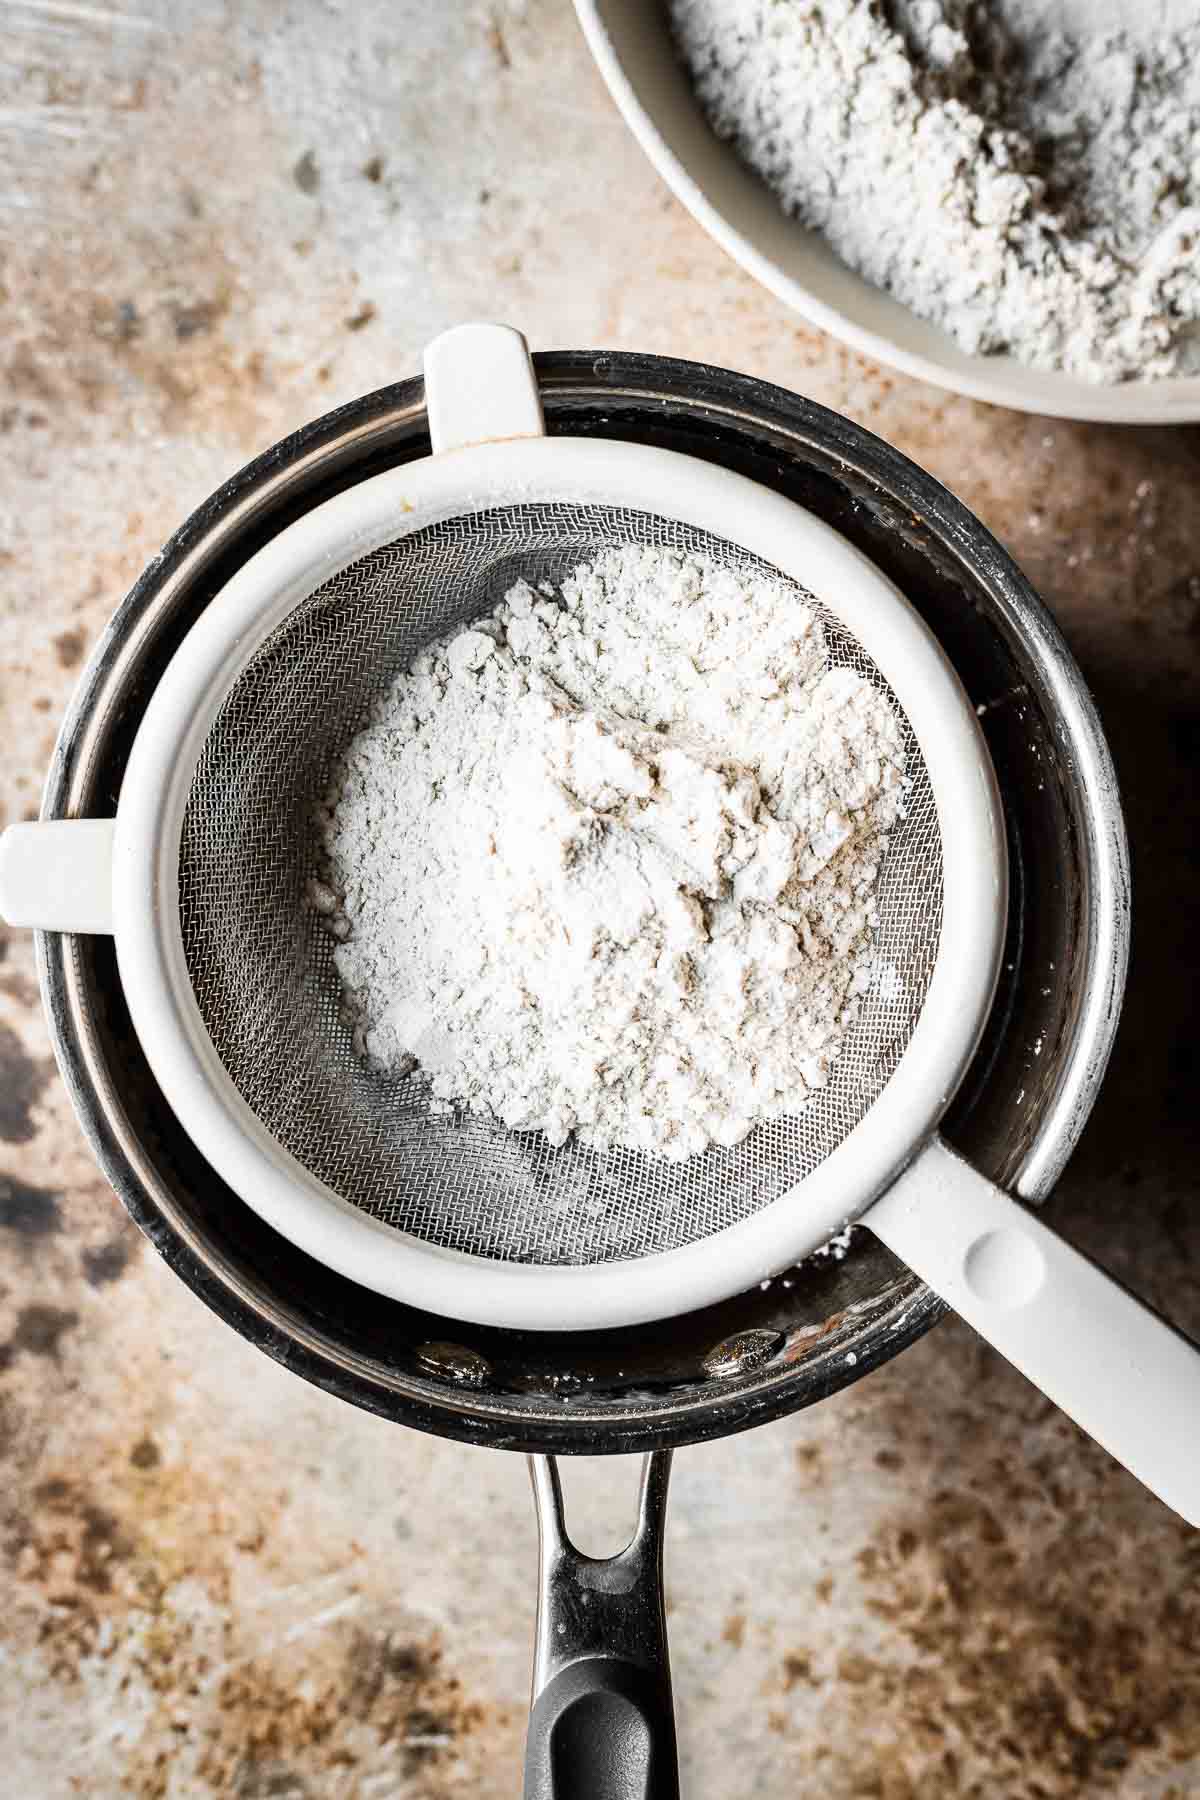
(424, 321), (545, 455)
(0, 818), (115, 935)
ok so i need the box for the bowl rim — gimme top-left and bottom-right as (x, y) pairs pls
(574, 0), (1200, 425)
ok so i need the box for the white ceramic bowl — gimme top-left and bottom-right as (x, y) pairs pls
(574, 0), (1200, 424)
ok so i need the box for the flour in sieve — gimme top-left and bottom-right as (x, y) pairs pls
(320, 545), (907, 1162)
(669, 0), (1200, 383)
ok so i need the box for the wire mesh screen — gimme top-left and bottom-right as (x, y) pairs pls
(178, 502), (943, 1265)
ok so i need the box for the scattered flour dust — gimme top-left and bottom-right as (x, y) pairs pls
(319, 544), (907, 1163)
(669, 0), (1200, 382)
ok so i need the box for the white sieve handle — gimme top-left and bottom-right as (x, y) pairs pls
(867, 1136), (1200, 1527)
(424, 321), (545, 454)
(0, 819), (115, 934)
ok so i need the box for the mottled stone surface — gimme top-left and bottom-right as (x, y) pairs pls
(1, 3), (1198, 1796)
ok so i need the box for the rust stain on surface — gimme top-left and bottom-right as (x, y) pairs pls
(782, 1651), (817, 1692)
(783, 1481), (1200, 1797)
(0, 1303), (79, 1371)
(0, 1175), (62, 1239)
(292, 148), (320, 194)
(80, 1228), (138, 1288)
(1, 1439), (520, 1796)
(51, 626), (87, 671)
(129, 1436), (161, 1471)
(0, 1024), (54, 1145)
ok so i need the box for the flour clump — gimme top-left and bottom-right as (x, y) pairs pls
(321, 544), (907, 1162)
(669, 0), (1200, 383)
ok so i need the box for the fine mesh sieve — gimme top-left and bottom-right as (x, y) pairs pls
(178, 502), (944, 1268)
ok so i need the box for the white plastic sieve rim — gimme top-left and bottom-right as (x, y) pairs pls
(112, 436), (1006, 1331)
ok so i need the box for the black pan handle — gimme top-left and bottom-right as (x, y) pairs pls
(523, 1450), (678, 1800)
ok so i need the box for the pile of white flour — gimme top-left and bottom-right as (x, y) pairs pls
(319, 545), (906, 1162)
(669, 0), (1200, 382)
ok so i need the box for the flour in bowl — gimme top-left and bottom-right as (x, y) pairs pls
(670, 0), (1200, 383)
(319, 544), (907, 1161)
